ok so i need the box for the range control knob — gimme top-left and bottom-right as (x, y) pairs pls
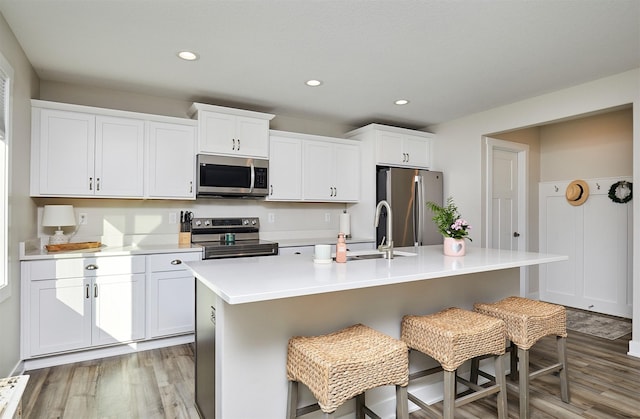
(251, 219), (257, 225)
(243, 219), (249, 226)
(204, 220), (211, 226)
(195, 220), (202, 226)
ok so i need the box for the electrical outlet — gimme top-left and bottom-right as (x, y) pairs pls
(169, 212), (177, 224)
(325, 213), (331, 222)
(78, 213), (88, 225)
(268, 213), (275, 223)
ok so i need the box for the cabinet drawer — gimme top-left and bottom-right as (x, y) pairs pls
(148, 252), (201, 272)
(26, 255), (145, 280)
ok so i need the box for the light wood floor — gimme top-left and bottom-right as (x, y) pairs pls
(22, 326), (638, 418)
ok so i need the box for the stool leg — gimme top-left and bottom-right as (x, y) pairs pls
(509, 341), (518, 381)
(470, 357), (480, 384)
(286, 381), (298, 419)
(494, 353), (508, 419)
(396, 385), (409, 419)
(518, 347), (530, 419)
(557, 336), (571, 403)
(355, 393), (365, 419)
(443, 370), (456, 419)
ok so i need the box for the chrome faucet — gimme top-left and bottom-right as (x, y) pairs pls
(374, 200), (394, 259)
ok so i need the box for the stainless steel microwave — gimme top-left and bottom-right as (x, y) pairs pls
(196, 155), (269, 198)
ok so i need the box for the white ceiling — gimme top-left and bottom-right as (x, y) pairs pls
(0, 0), (638, 129)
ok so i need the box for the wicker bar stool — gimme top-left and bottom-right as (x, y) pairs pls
(472, 296), (570, 419)
(401, 307), (508, 419)
(286, 323), (409, 419)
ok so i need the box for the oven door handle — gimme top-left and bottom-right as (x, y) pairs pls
(249, 161), (255, 192)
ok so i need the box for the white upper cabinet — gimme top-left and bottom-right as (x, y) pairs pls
(303, 140), (360, 202)
(94, 115), (145, 197)
(268, 134), (303, 200)
(268, 130), (360, 203)
(189, 103), (274, 158)
(34, 108), (97, 196)
(146, 121), (196, 199)
(31, 100), (197, 199)
(32, 108), (144, 197)
(347, 123), (433, 169)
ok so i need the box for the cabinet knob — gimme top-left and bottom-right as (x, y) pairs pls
(170, 259), (182, 265)
(513, 232), (520, 237)
(85, 264), (98, 270)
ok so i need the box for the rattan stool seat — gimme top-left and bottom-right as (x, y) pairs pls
(472, 297), (570, 419)
(474, 296), (567, 350)
(401, 307), (508, 419)
(402, 307), (506, 371)
(286, 323), (409, 415)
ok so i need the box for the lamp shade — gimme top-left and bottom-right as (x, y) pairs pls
(42, 205), (76, 227)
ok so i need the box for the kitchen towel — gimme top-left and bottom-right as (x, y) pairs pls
(339, 212), (351, 237)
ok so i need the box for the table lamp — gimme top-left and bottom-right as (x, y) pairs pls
(42, 205), (76, 244)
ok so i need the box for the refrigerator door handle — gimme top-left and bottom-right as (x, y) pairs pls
(415, 175), (424, 246)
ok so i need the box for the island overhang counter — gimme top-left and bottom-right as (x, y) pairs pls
(187, 245), (567, 419)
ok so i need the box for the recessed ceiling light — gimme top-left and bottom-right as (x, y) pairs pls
(394, 99), (410, 105)
(305, 79), (323, 87)
(177, 51), (199, 61)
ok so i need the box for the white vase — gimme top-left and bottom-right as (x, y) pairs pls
(443, 237), (466, 256)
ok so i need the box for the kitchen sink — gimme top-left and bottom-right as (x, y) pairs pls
(345, 250), (417, 261)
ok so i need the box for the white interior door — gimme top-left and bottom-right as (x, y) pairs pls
(484, 137), (529, 296)
(491, 149), (519, 250)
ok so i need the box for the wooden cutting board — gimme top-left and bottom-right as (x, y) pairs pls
(45, 241), (102, 252)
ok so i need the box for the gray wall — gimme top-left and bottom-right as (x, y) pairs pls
(0, 12), (39, 377)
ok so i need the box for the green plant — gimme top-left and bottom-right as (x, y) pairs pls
(426, 197), (472, 241)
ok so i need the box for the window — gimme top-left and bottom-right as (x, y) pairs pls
(0, 51), (13, 302)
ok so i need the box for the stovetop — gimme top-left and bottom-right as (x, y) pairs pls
(191, 217), (278, 259)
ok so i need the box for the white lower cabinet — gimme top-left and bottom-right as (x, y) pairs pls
(279, 242), (375, 256)
(22, 255), (146, 358)
(28, 277), (92, 355)
(278, 246), (315, 256)
(146, 252), (201, 338)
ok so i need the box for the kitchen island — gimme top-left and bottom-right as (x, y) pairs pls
(187, 245), (566, 419)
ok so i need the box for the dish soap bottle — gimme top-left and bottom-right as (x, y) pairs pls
(336, 233), (347, 263)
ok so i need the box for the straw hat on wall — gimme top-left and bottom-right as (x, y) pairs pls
(565, 180), (589, 206)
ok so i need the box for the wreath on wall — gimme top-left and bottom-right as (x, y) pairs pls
(608, 180), (632, 204)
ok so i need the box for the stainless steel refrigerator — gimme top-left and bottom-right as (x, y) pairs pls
(376, 166), (443, 247)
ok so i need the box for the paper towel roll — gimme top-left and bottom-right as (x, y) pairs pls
(339, 212), (351, 237)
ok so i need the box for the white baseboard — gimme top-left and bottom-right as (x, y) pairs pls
(22, 334), (194, 371)
(9, 359), (25, 377)
(628, 339), (640, 358)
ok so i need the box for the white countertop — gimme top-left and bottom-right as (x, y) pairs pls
(187, 245), (567, 304)
(20, 242), (203, 261)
